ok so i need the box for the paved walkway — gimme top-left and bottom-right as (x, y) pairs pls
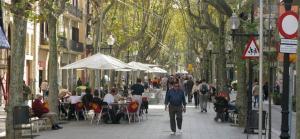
(33, 104), (279, 139)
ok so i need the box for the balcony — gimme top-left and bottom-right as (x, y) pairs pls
(64, 3), (83, 20)
(58, 36), (67, 48)
(70, 40), (83, 52)
(86, 44), (94, 54)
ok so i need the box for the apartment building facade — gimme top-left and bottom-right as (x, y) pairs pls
(0, 0), (90, 98)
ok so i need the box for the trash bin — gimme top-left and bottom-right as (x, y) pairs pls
(248, 110), (267, 130)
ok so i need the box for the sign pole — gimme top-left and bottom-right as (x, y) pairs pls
(258, 0), (264, 138)
(280, 1), (293, 139)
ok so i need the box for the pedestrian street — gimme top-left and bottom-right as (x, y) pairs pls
(35, 103), (280, 139)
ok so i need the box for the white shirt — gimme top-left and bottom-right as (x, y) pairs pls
(68, 96), (82, 104)
(229, 90), (237, 102)
(103, 93), (114, 105)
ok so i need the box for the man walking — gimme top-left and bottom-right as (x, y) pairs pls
(199, 79), (209, 112)
(165, 82), (186, 135)
(184, 76), (194, 103)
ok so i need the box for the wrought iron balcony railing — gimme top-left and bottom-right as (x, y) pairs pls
(70, 40), (83, 52)
(65, 3), (83, 19)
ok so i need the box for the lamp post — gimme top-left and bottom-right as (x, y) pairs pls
(196, 57), (200, 79)
(207, 41), (213, 83)
(226, 43), (233, 82)
(264, 9), (276, 138)
(199, 52), (204, 79)
(174, 52), (179, 72)
(230, 12), (254, 134)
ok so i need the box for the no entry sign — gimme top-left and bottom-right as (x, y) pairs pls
(277, 11), (299, 39)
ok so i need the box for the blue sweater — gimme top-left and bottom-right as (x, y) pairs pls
(165, 88), (186, 107)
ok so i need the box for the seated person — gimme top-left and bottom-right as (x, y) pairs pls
(92, 90), (102, 106)
(228, 89), (237, 111)
(82, 88), (93, 110)
(103, 88), (124, 124)
(32, 94), (62, 130)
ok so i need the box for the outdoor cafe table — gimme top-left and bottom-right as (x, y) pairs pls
(110, 102), (132, 122)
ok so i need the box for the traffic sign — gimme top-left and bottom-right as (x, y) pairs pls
(280, 39), (298, 53)
(242, 36), (259, 59)
(277, 11), (299, 39)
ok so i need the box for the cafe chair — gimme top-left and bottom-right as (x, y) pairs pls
(90, 103), (103, 125)
(127, 101), (140, 123)
(75, 102), (87, 121)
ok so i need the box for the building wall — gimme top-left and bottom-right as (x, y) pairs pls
(1, 0), (87, 94)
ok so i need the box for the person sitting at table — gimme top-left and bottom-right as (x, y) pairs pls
(103, 88), (124, 124)
(82, 88), (93, 109)
(67, 90), (83, 120)
(32, 94), (62, 130)
(92, 90), (102, 105)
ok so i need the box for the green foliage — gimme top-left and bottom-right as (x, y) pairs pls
(242, 20), (258, 33)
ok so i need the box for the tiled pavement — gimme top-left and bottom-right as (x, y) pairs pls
(32, 104), (280, 139)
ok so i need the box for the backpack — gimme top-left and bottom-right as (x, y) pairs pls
(200, 84), (208, 94)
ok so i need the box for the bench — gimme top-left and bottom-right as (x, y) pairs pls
(228, 109), (238, 126)
(30, 117), (51, 133)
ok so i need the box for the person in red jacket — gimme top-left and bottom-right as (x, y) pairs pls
(32, 94), (62, 130)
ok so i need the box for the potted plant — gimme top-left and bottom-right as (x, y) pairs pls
(272, 92), (281, 105)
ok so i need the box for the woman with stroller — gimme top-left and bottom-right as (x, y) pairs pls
(214, 91), (229, 122)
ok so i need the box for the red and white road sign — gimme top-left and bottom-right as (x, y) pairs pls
(242, 36), (259, 59)
(277, 11), (299, 39)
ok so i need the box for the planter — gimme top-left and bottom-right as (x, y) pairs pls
(272, 93), (281, 105)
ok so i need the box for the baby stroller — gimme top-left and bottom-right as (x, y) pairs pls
(214, 92), (229, 122)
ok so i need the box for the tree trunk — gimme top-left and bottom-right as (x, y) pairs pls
(6, 8), (27, 139)
(216, 17), (227, 92)
(47, 15), (59, 113)
(235, 37), (247, 127)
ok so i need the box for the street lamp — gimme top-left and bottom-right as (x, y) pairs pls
(106, 34), (115, 54)
(207, 41), (213, 83)
(230, 12), (240, 30)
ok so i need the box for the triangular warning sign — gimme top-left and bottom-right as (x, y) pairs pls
(242, 36), (259, 59)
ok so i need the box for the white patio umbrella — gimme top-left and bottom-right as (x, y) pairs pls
(149, 67), (167, 73)
(176, 70), (188, 74)
(128, 61), (153, 71)
(60, 53), (133, 70)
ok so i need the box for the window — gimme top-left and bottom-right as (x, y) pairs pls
(72, 0), (78, 8)
(72, 27), (79, 42)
